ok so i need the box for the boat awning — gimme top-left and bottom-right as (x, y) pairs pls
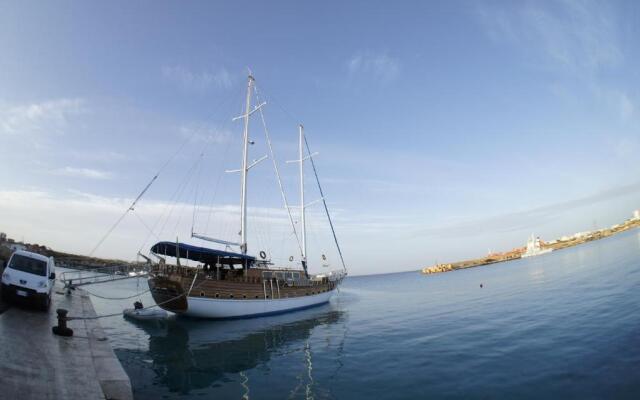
(150, 241), (255, 265)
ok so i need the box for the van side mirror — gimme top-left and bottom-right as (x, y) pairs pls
(50, 272), (56, 280)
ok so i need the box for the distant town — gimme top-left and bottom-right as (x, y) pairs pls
(422, 209), (640, 275)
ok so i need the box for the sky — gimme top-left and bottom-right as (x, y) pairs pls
(1, 0), (639, 275)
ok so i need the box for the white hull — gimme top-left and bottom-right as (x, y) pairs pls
(521, 248), (553, 258)
(179, 288), (336, 319)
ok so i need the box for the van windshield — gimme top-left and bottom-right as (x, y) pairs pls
(9, 254), (47, 276)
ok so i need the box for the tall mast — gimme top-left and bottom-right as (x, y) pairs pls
(240, 75), (254, 255)
(298, 125), (307, 273)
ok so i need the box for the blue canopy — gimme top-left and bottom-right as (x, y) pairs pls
(150, 241), (255, 265)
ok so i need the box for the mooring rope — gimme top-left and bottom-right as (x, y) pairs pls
(82, 288), (151, 300)
(66, 274), (207, 321)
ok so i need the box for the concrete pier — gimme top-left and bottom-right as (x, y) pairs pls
(0, 283), (132, 399)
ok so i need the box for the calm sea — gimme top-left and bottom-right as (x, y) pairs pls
(89, 229), (640, 399)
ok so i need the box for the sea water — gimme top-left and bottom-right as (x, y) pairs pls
(89, 229), (640, 399)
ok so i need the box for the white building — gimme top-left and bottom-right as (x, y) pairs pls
(634, 210), (640, 220)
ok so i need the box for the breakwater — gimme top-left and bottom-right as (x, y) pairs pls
(422, 211), (640, 275)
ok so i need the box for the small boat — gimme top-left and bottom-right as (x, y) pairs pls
(123, 301), (168, 320)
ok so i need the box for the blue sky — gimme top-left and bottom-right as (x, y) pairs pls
(1, 1), (639, 275)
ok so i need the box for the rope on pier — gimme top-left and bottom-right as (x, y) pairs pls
(66, 275), (207, 321)
(82, 288), (151, 301)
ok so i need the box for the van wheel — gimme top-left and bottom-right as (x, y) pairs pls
(40, 297), (50, 311)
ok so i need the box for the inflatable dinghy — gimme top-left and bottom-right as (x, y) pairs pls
(123, 308), (168, 321)
(123, 301), (167, 321)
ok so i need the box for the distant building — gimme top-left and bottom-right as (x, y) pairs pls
(0, 232), (6, 242)
(634, 210), (640, 220)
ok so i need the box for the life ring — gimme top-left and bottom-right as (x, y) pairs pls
(289, 256), (294, 262)
(259, 251), (267, 259)
(322, 254), (327, 261)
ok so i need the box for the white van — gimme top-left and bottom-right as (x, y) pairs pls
(1, 250), (56, 310)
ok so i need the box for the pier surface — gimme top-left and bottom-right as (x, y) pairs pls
(0, 283), (132, 399)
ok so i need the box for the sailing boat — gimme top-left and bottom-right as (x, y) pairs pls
(147, 74), (347, 319)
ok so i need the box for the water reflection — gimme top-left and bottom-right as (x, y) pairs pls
(123, 305), (346, 397)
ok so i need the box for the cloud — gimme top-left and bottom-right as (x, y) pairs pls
(475, 0), (635, 123)
(51, 166), (114, 180)
(347, 51), (400, 82)
(66, 150), (127, 163)
(414, 181), (640, 238)
(0, 189), (303, 259)
(162, 65), (232, 91)
(476, 1), (621, 74)
(179, 123), (232, 144)
(0, 98), (85, 137)
(0, 188), (353, 270)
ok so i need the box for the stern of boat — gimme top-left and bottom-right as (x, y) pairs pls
(148, 274), (189, 313)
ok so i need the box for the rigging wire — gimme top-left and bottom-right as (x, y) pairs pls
(89, 173), (158, 257)
(254, 83), (347, 273)
(254, 86), (304, 259)
(190, 152), (205, 235)
(88, 118), (199, 257)
(133, 212), (160, 242)
(156, 156), (202, 239)
(67, 276), (210, 320)
(304, 129), (348, 273)
(93, 90), (240, 258)
(202, 89), (246, 238)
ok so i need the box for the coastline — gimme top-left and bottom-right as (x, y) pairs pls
(422, 214), (640, 275)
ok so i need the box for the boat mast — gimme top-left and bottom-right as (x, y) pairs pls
(298, 125), (308, 275)
(240, 75), (254, 255)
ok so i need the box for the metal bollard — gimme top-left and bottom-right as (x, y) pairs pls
(52, 308), (74, 337)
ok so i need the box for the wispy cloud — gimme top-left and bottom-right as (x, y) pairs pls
(415, 181), (640, 238)
(347, 51), (400, 82)
(162, 65), (232, 91)
(0, 98), (85, 136)
(476, 1), (621, 74)
(66, 150), (127, 163)
(179, 123), (232, 144)
(475, 0), (635, 122)
(0, 189), (309, 261)
(51, 166), (113, 180)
